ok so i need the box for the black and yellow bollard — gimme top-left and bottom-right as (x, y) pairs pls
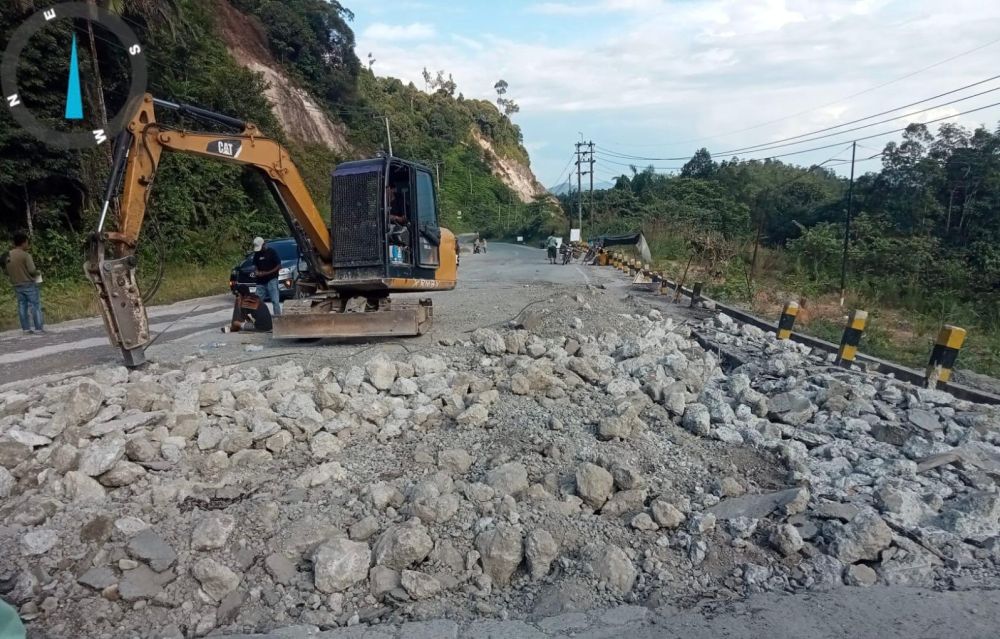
(777, 300), (799, 340)
(925, 325), (967, 386)
(834, 310), (867, 368)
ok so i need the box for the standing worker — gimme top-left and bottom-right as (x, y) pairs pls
(545, 235), (559, 265)
(3, 231), (45, 335)
(251, 237), (282, 317)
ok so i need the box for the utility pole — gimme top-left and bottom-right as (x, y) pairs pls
(574, 141), (594, 236)
(839, 141), (857, 307)
(588, 141), (595, 229)
(575, 142), (583, 233)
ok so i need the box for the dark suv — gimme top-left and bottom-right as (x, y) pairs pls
(229, 237), (302, 300)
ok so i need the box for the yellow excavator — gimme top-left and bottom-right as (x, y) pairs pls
(85, 94), (457, 367)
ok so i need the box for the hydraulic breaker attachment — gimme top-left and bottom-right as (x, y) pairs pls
(84, 234), (150, 367)
(273, 296), (433, 340)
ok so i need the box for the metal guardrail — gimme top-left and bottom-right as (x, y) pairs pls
(602, 251), (1000, 406)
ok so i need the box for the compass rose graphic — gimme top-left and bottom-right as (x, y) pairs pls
(2, 2), (148, 150)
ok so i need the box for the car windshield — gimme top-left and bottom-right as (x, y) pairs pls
(271, 241), (298, 261)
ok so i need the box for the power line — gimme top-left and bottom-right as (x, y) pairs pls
(550, 153), (578, 190)
(608, 35), (1000, 149)
(598, 100), (1000, 164)
(600, 82), (1000, 161)
(596, 155), (684, 170)
(759, 101), (1000, 160)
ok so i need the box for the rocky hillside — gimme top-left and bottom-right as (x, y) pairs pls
(216, 0), (550, 227)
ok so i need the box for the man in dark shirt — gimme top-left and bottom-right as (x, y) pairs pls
(251, 237), (282, 316)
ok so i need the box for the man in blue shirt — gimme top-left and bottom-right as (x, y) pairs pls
(251, 237), (282, 316)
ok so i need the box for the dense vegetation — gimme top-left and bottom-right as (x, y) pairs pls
(569, 123), (1000, 376)
(0, 0), (559, 326)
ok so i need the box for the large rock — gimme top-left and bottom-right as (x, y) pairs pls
(0, 467), (15, 498)
(45, 380), (104, 436)
(707, 487), (809, 520)
(191, 513), (236, 551)
(830, 511), (892, 564)
(373, 522), (433, 570)
(456, 404), (489, 427)
(770, 524), (804, 556)
(119, 565), (176, 602)
(126, 528), (177, 572)
(682, 404), (711, 436)
(77, 567), (116, 591)
(64, 471), (107, 503)
(98, 460), (146, 487)
(438, 449), (474, 475)
(601, 489), (646, 517)
(80, 437), (125, 477)
(0, 440), (32, 469)
(486, 462), (529, 497)
(192, 558), (240, 602)
(366, 358), (397, 391)
(473, 328), (506, 355)
(21, 529), (58, 556)
(768, 391), (817, 426)
(401, 570), (441, 600)
(591, 545), (635, 595)
(476, 525), (524, 586)
(370, 566), (402, 599)
(937, 492), (1000, 540)
(576, 463), (613, 509)
(651, 499), (685, 528)
(525, 529), (558, 580)
(312, 538), (371, 593)
(597, 416), (633, 440)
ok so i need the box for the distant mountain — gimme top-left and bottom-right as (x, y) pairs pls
(548, 179), (615, 195)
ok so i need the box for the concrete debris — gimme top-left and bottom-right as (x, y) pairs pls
(5, 293), (1000, 638)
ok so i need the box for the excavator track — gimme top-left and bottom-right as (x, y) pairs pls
(272, 297), (433, 340)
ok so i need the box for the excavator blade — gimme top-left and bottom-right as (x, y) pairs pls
(272, 298), (433, 340)
(84, 237), (150, 367)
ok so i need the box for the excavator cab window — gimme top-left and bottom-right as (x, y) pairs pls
(414, 169), (440, 268)
(386, 164), (413, 265)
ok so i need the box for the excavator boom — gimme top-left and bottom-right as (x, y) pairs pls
(85, 94), (455, 367)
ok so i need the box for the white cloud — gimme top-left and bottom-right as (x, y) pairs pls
(362, 22), (436, 41)
(358, 0), (1000, 183)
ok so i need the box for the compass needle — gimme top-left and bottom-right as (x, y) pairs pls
(65, 33), (84, 120)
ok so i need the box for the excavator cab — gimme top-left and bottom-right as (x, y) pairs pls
(329, 157), (442, 282)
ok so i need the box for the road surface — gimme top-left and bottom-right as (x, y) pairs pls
(0, 243), (603, 387)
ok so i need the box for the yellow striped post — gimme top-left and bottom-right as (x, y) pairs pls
(777, 300), (799, 340)
(925, 325), (967, 385)
(834, 310), (868, 368)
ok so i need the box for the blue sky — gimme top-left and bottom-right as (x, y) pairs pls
(349, 0), (1000, 187)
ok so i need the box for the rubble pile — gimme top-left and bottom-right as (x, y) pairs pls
(1, 297), (999, 638)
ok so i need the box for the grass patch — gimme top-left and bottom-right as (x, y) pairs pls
(0, 262), (233, 331)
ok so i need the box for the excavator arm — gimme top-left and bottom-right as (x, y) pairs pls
(85, 94), (333, 366)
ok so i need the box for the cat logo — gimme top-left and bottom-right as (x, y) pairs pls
(208, 139), (242, 159)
